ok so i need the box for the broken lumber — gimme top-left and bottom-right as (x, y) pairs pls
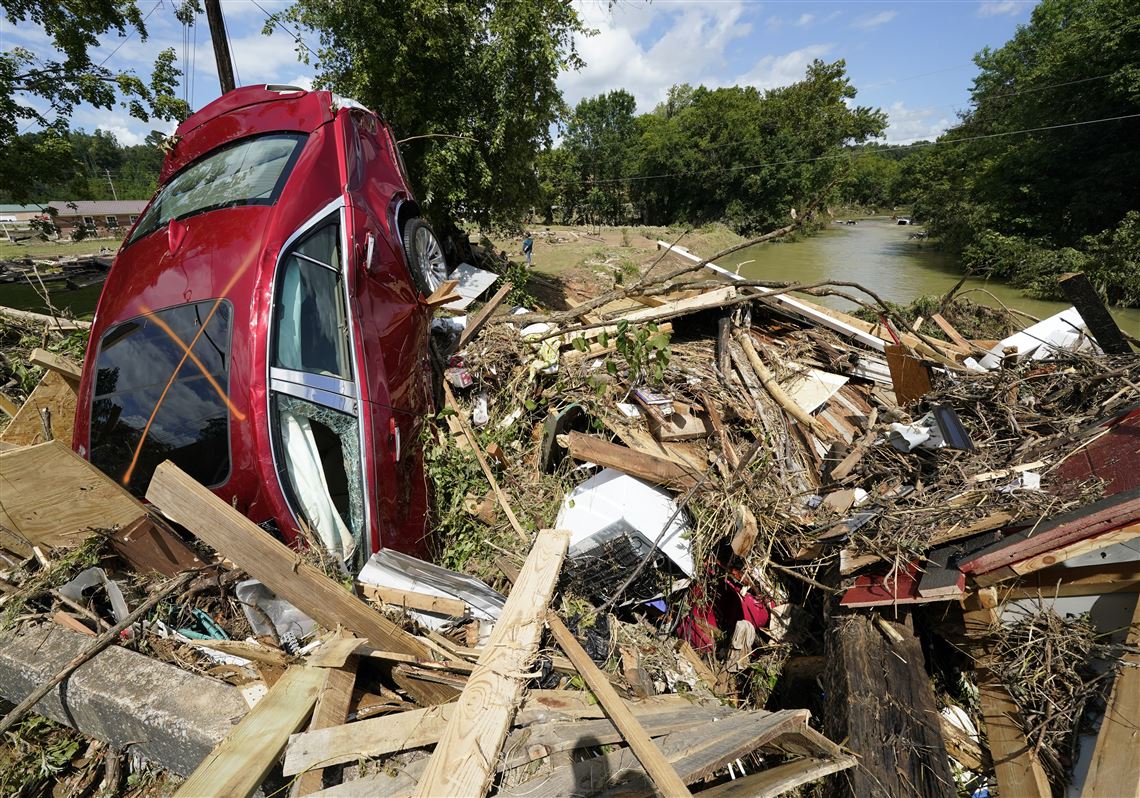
(0, 440), (146, 556)
(422, 278), (460, 308)
(1081, 594), (1140, 798)
(0, 370), (77, 447)
(358, 584), (469, 617)
(292, 637), (358, 796)
(566, 430), (699, 490)
(961, 591), (1051, 798)
(413, 529), (568, 798)
(930, 313), (974, 352)
(145, 461), (456, 706)
(739, 332), (831, 439)
(457, 281), (512, 348)
(174, 665), (325, 798)
(29, 347), (82, 384)
(695, 754), (858, 798)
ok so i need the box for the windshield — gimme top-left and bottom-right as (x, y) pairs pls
(128, 133), (306, 244)
(90, 300), (234, 496)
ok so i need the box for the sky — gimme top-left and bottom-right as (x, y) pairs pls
(3, 0), (1040, 147)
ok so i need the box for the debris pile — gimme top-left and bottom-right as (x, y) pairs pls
(0, 235), (1137, 798)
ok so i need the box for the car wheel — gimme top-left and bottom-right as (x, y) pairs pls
(401, 218), (448, 296)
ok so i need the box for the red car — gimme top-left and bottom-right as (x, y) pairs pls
(73, 85), (450, 563)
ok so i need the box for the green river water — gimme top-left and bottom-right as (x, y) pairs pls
(2, 218), (1138, 337)
(717, 218), (1140, 337)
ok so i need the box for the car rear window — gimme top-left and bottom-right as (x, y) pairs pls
(128, 133), (306, 245)
(90, 300), (233, 496)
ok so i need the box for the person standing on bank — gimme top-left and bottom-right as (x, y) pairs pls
(522, 232), (534, 267)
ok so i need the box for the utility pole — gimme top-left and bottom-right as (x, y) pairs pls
(104, 169), (118, 201)
(203, 0), (236, 94)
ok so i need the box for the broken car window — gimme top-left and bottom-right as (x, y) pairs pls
(90, 300), (233, 496)
(128, 133), (306, 245)
(274, 393), (364, 561)
(271, 223), (353, 380)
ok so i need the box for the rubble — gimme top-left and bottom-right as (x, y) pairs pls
(0, 227), (1137, 798)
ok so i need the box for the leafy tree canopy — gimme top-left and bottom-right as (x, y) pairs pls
(279, 0), (586, 228)
(1, 0), (189, 202)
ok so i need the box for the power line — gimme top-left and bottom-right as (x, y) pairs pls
(248, 0), (321, 61)
(552, 111), (1140, 186)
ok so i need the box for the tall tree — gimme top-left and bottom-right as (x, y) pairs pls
(563, 90), (637, 224)
(279, 0), (586, 228)
(0, 0), (189, 202)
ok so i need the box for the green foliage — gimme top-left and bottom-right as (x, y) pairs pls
(574, 320), (671, 389)
(541, 60), (886, 234)
(280, 0), (586, 228)
(0, 0), (189, 203)
(423, 419), (487, 572)
(0, 715), (84, 797)
(908, 0), (1140, 306)
(504, 261), (536, 307)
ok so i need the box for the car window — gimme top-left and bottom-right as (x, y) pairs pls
(90, 300), (233, 496)
(128, 133), (306, 245)
(274, 393), (364, 560)
(271, 223), (352, 379)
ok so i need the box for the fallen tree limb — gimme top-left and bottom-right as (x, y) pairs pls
(738, 331), (833, 440)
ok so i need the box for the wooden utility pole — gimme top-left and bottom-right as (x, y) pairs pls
(203, 0), (236, 94)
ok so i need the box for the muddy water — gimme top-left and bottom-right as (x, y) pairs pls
(716, 218), (1140, 336)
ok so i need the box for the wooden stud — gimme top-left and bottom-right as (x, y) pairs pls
(175, 665), (326, 798)
(413, 529), (569, 798)
(29, 347), (82, 384)
(291, 637), (358, 797)
(456, 281), (512, 348)
(422, 278), (460, 309)
(566, 430), (699, 490)
(358, 584), (469, 618)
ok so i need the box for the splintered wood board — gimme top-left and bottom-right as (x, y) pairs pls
(0, 370), (77, 447)
(0, 440), (146, 555)
(174, 665), (325, 798)
(145, 461), (456, 707)
(413, 529), (570, 798)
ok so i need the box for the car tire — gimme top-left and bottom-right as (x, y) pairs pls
(401, 218), (448, 296)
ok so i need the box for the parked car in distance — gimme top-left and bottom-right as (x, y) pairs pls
(73, 85), (451, 565)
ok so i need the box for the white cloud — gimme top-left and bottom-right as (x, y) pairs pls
(736, 44), (833, 91)
(978, 1), (1022, 17)
(852, 11), (898, 30)
(559, 1), (752, 112)
(795, 13), (815, 27)
(882, 101), (952, 144)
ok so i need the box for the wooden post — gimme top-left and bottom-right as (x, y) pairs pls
(203, 0), (236, 94)
(1058, 272), (1132, 354)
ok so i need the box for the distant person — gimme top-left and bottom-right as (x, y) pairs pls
(522, 232), (534, 267)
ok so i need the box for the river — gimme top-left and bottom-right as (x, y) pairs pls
(717, 218), (1140, 336)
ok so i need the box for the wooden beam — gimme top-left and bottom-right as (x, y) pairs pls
(1081, 594), (1140, 797)
(456, 281), (512, 348)
(1002, 561), (1140, 599)
(0, 370), (77, 447)
(975, 522), (1140, 586)
(358, 583), (469, 617)
(145, 461), (456, 706)
(962, 593), (1051, 798)
(175, 665), (325, 798)
(413, 529), (569, 798)
(1058, 272), (1133, 355)
(29, 347), (82, 384)
(292, 644), (358, 797)
(0, 440), (146, 556)
(566, 430), (699, 490)
(930, 313), (974, 352)
(443, 382), (529, 542)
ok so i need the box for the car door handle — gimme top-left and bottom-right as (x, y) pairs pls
(389, 417), (401, 463)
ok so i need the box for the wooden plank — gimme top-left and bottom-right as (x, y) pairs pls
(499, 709), (809, 797)
(974, 522), (1140, 586)
(1081, 594), (1140, 797)
(961, 595), (1051, 798)
(0, 392), (20, 418)
(28, 347), (82, 384)
(422, 278), (460, 308)
(413, 528), (569, 798)
(145, 461), (456, 706)
(358, 583), (469, 617)
(1003, 562), (1140, 599)
(292, 647), (358, 797)
(174, 665), (325, 798)
(566, 430), (699, 490)
(695, 755), (857, 798)
(0, 371), (77, 447)
(456, 281), (512, 348)
(1059, 272), (1133, 355)
(930, 313), (974, 352)
(284, 691), (699, 776)
(0, 440), (146, 556)
(884, 343), (932, 406)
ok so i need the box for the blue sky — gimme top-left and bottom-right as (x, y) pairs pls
(3, 0), (1038, 146)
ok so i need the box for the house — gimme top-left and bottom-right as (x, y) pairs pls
(47, 200), (149, 237)
(0, 204), (48, 224)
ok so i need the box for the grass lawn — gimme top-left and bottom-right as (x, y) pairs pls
(0, 237), (122, 261)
